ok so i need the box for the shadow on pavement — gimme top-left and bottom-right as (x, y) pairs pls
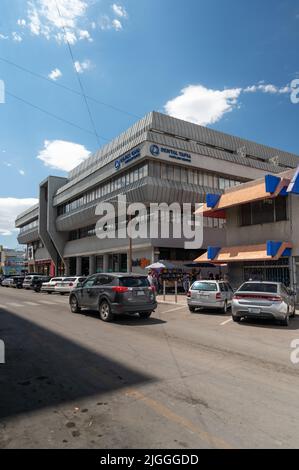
(237, 315), (299, 330)
(0, 307), (154, 420)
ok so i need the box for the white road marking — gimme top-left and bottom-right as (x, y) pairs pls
(38, 300), (56, 305)
(220, 318), (233, 326)
(24, 301), (40, 306)
(162, 306), (187, 314)
(7, 302), (23, 308)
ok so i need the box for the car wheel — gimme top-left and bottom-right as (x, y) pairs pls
(99, 300), (114, 322)
(189, 306), (196, 313)
(139, 312), (152, 319)
(232, 316), (241, 323)
(60, 293), (65, 296)
(47, 291), (52, 295)
(70, 296), (81, 314)
(222, 301), (228, 314)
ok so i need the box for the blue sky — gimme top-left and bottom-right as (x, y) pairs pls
(0, 0), (298, 248)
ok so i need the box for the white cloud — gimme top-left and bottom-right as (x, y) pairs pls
(12, 32), (23, 42)
(164, 85), (242, 126)
(25, 0), (91, 44)
(3, 162), (12, 167)
(244, 83), (291, 94)
(48, 68), (62, 81)
(17, 19), (27, 26)
(37, 140), (91, 172)
(0, 33), (9, 40)
(164, 81), (291, 126)
(0, 198), (38, 236)
(112, 4), (128, 18)
(74, 59), (92, 73)
(112, 19), (122, 31)
(19, 170), (25, 176)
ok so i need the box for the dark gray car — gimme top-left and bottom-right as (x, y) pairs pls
(69, 273), (157, 322)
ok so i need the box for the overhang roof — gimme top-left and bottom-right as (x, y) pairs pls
(196, 169), (295, 218)
(195, 242), (292, 264)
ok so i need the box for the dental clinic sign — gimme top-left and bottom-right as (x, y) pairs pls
(0, 79), (5, 104)
(150, 144), (192, 163)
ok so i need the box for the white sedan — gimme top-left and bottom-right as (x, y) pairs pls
(41, 277), (66, 294)
(55, 277), (86, 295)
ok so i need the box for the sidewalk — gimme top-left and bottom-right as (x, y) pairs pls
(156, 294), (187, 305)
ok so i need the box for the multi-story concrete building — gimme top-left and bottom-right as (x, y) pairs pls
(0, 246), (26, 275)
(196, 167), (299, 298)
(15, 112), (299, 276)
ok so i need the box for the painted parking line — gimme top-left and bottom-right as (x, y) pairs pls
(220, 318), (233, 326)
(161, 306), (187, 314)
(24, 301), (40, 306)
(6, 302), (23, 308)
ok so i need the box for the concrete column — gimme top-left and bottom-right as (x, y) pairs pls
(76, 256), (82, 276)
(103, 254), (109, 273)
(89, 255), (96, 275)
(64, 258), (70, 276)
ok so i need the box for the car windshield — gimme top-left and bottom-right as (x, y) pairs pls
(239, 283), (278, 293)
(192, 282), (217, 291)
(119, 277), (149, 288)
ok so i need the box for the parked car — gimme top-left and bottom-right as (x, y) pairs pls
(23, 275), (51, 291)
(187, 280), (234, 313)
(55, 277), (86, 295)
(1, 277), (15, 287)
(69, 273), (157, 322)
(32, 276), (52, 292)
(41, 277), (65, 294)
(0, 274), (12, 286)
(232, 281), (296, 326)
(11, 276), (25, 289)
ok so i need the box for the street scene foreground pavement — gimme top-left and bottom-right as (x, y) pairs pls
(1, 287), (299, 449)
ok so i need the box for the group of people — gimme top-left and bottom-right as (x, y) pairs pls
(147, 269), (226, 294)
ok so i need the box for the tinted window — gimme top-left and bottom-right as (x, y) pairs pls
(97, 275), (114, 285)
(83, 276), (97, 288)
(119, 277), (149, 288)
(192, 282), (217, 292)
(239, 283), (278, 293)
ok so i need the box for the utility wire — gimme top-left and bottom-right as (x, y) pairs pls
(55, 0), (101, 147)
(0, 56), (140, 119)
(6, 90), (109, 140)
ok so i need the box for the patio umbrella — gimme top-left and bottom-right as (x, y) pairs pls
(145, 260), (178, 270)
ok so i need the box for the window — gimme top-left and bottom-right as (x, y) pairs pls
(275, 196), (287, 222)
(192, 282), (217, 291)
(241, 196), (287, 226)
(119, 277), (149, 288)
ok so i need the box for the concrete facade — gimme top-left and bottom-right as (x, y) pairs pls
(15, 112), (299, 277)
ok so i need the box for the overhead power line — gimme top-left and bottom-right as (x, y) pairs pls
(6, 90), (109, 141)
(0, 56), (140, 119)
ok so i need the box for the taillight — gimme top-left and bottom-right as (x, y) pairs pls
(233, 294), (282, 302)
(216, 292), (221, 300)
(187, 290), (191, 298)
(112, 286), (129, 293)
(69, 283), (74, 287)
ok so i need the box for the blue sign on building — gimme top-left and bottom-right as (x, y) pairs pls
(115, 148), (141, 170)
(149, 144), (192, 163)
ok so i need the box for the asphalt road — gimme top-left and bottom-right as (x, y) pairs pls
(1, 287), (299, 449)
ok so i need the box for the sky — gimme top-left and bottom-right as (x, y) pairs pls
(0, 0), (298, 248)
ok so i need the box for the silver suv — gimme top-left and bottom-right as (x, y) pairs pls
(232, 281), (296, 326)
(187, 280), (234, 314)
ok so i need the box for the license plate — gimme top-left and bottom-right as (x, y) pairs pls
(249, 308), (261, 314)
(135, 290), (145, 296)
